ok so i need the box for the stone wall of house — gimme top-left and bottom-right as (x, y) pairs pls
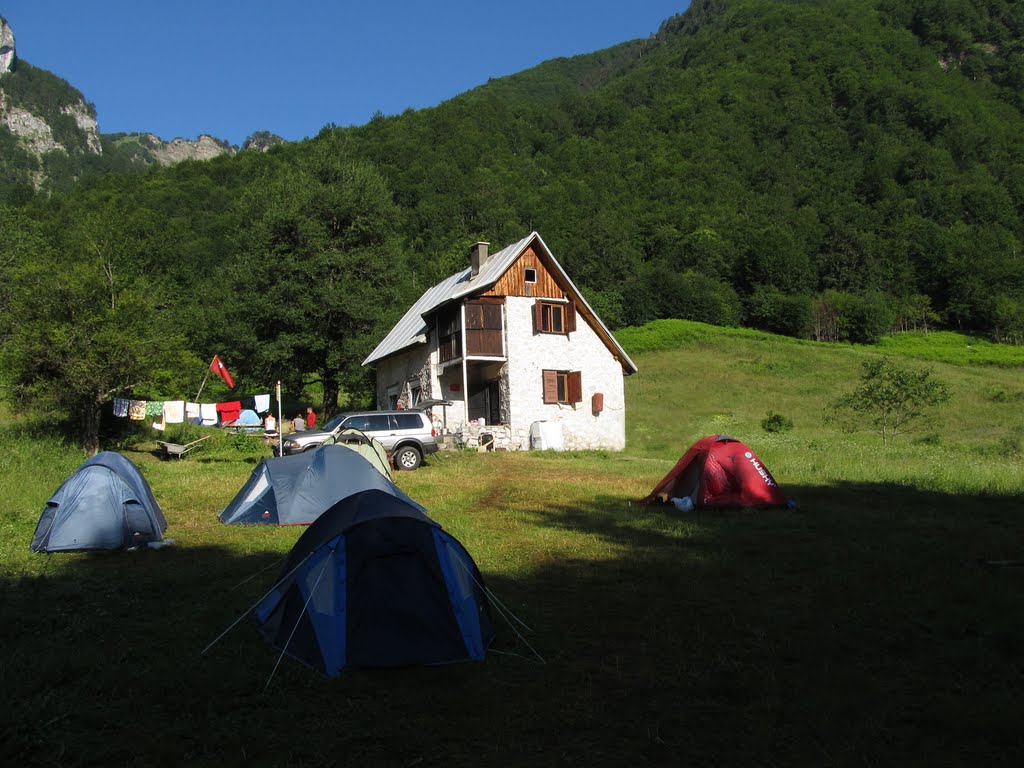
(373, 346), (433, 409)
(503, 296), (628, 450)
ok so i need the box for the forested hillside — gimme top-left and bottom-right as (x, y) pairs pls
(2, 0), (1023, 449)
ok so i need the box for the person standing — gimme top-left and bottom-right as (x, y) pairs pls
(305, 406), (317, 429)
(293, 413), (305, 432)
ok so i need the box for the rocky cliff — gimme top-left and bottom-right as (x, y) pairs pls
(128, 133), (236, 166)
(0, 15), (239, 191)
(0, 16), (14, 73)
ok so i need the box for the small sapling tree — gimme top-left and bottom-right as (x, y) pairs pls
(829, 357), (951, 445)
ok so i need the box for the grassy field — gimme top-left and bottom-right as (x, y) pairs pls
(2, 325), (1023, 766)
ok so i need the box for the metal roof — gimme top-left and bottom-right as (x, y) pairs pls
(362, 232), (637, 373)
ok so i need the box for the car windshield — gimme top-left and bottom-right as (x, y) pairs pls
(322, 414), (347, 432)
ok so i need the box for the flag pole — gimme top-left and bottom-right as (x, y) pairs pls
(195, 358), (214, 402)
(276, 380), (283, 457)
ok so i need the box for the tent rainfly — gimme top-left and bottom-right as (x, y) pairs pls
(254, 488), (494, 676)
(218, 444), (423, 525)
(643, 435), (790, 509)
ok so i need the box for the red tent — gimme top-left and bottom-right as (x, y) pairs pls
(642, 435), (789, 508)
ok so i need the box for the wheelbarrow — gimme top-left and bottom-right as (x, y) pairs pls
(156, 435), (212, 459)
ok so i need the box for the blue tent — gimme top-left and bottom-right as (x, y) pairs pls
(219, 444), (424, 525)
(254, 488), (494, 676)
(31, 452), (167, 552)
(233, 409), (263, 431)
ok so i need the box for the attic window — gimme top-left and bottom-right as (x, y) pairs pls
(524, 268), (537, 284)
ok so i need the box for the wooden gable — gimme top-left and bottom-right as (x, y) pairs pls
(481, 245), (566, 300)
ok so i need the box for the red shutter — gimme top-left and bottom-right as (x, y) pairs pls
(566, 300), (577, 333)
(542, 370), (558, 403)
(568, 371), (583, 404)
(534, 300), (542, 334)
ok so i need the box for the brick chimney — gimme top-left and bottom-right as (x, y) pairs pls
(470, 241), (490, 277)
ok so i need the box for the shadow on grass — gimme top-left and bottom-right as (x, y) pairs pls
(2, 480), (1023, 766)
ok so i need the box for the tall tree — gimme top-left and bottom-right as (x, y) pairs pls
(228, 143), (409, 414)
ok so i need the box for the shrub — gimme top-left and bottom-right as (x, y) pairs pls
(656, 270), (742, 327)
(746, 285), (812, 338)
(761, 411), (794, 433)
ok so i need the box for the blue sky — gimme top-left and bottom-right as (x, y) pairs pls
(4, 1), (686, 147)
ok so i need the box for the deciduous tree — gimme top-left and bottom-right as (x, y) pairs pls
(829, 357), (951, 444)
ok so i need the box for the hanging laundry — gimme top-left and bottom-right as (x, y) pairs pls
(216, 400), (242, 425)
(163, 401), (185, 424)
(113, 398), (129, 418)
(254, 393), (271, 413)
(185, 402), (201, 420)
(200, 403), (218, 426)
(145, 401), (164, 417)
(129, 401), (147, 420)
(152, 413), (166, 432)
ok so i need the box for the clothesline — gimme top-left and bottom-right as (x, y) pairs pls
(111, 394), (272, 430)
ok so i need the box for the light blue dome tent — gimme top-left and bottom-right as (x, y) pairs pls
(218, 444), (422, 526)
(31, 452), (167, 552)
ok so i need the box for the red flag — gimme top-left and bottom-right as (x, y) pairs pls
(210, 355), (235, 388)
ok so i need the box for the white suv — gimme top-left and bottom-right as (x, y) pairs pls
(280, 410), (438, 470)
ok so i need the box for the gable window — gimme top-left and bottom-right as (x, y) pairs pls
(542, 370), (582, 405)
(524, 268), (537, 284)
(534, 299), (577, 335)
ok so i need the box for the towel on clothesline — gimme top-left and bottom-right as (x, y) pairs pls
(200, 403), (218, 426)
(163, 401), (185, 424)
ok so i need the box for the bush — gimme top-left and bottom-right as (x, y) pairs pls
(746, 285), (812, 338)
(761, 411), (794, 433)
(813, 291), (895, 344)
(655, 270), (743, 327)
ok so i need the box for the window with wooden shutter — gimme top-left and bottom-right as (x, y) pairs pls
(535, 300), (567, 334)
(542, 370), (559, 403)
(542, 370), (582, 404)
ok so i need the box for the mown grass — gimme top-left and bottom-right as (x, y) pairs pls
(2, 323), (1024, 766)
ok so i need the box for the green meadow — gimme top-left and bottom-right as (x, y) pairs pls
(3, 323), (1023, 766)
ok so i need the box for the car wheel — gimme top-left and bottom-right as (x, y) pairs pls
(394, 445), (422, 470)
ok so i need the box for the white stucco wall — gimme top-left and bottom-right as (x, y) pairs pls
(504, 296), (627, 451)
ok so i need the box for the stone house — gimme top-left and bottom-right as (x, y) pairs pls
(362, 232), (638, 451)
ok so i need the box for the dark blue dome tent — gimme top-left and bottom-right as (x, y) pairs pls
(211, 488), (495, 679)
(31, 452), (167, 552)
